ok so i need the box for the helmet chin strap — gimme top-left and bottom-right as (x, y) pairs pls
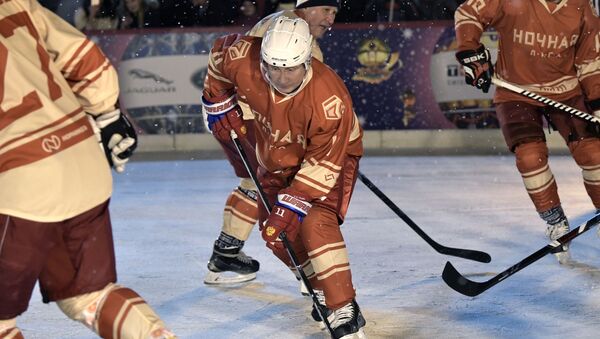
(260, 61), (311, 98)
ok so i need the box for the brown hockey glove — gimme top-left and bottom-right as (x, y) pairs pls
(456, 44), (494, 93)
(262, 188), (311, 249)
(202, 92), (246, 142)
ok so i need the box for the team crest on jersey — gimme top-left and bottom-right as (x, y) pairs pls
(322, 95), (344, 120)
(228, 40), (251, 61)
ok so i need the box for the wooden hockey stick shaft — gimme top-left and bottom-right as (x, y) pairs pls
(491, 77), (600, 125)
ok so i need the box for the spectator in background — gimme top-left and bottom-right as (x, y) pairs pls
(374, 0), (420, 22)
(75, 0), (119, 30)
(416, 0), (459, 20)
(117, 0), (162, 29)
(335, 0), (378, 22)
(162, 0), (242, 27)
(235, 0), (265, 27)
(263, 0), (295, 16)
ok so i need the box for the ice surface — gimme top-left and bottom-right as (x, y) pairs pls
(20, 156), (600, 338)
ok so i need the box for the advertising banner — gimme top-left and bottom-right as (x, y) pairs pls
(91, 23), (500, 134)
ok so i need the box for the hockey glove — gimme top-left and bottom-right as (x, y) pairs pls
(456, 44), (494, 93)
(262, 189), (312, 248)
(88, 109), (137, 173)
(586, 98), (600, 135)
(589, 98), (600, 119)
(202, 92), (246, 142)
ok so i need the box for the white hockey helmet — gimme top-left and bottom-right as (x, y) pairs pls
(261, 17), (313, 68)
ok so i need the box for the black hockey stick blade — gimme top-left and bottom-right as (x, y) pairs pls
(358, 171), (491, 263)
(443, 213), (600, 296)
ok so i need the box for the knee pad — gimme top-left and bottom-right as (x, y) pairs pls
(570, 138), (600, 180)
(515, 140), (549, 173)
(239, 178), (257, 192)
(0, 318), (22, 339)
(57, 283), (174, 339)
(57, 284), (115, 329)
(515, 141), (553, 191)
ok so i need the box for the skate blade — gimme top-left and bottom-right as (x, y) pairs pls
(203, 271), (256, 285)
(300, 280), (309, 296)
(554, 250), (571, 265)
(335, 328), (367, 339)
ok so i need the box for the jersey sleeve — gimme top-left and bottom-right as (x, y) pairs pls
(575, 2), (600, 101)
(203, 34), (243, 101)
(30, 0), (118, 114)
(290, 81), (357, 201)
(454, 0), (501, 50)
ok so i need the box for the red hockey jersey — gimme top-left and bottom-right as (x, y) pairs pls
(455, 0), (600, 104)
(204, 35), (363, 201)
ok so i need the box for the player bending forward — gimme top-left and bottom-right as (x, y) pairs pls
(202, 0), (340, 285)
(202, 17), (366, 338)
(0, 1), (175, 338)
(455, 0), (600, 263)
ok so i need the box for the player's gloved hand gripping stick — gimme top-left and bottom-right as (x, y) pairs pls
(229, 130), (335, 337)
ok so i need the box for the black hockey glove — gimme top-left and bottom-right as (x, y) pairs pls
(456, 44), (494, 93)
(88, 109), (137, 173)
(587, 98), (600, 136)
(589, 98), (600, 119)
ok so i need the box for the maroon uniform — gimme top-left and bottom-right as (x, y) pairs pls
(205, 33), (363, 309)
(455, 0), (600, 257)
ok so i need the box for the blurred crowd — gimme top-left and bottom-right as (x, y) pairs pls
(38, 0), (464, 31)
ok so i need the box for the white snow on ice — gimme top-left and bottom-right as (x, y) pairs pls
(19, 156), (600, 338)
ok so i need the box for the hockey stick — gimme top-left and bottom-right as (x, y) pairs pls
(442, 213), (600, 296)
(358, 171), (492, 263)
(491, 77), (600, 125)
(230, 131), (335, 336)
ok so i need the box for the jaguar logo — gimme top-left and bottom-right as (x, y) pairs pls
(129, 69), (173, 84)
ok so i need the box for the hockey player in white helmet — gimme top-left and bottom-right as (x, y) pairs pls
(259, 17), (314, 96)
(202, 0), (340, 286)
(202, 17), (365, 338)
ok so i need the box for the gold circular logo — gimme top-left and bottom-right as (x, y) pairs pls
(265, 226), (276, 237)
(240, 125), (247, 135)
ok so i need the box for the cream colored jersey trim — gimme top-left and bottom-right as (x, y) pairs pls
(454, 9), (484, 31)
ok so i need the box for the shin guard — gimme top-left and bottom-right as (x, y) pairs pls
(515, 141), (560, 212)
(0, 319), (22, 339)
(570, 138), (600, 209)
(57, 283), (175, 339)
(222, 178), (258, 241)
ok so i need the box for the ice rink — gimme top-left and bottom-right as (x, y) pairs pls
(20, 155), (600, 338)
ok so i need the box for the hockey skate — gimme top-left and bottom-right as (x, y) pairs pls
(546, 219), (571, 264)
(327, 299), (367, 339)
(310, 290), (332, 330)
(204, 245), (259, 284)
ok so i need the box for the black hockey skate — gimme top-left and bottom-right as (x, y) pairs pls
(328, 299), (367, 339)
(310, 290), (333, 330)
(204, 245), (260, 284)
